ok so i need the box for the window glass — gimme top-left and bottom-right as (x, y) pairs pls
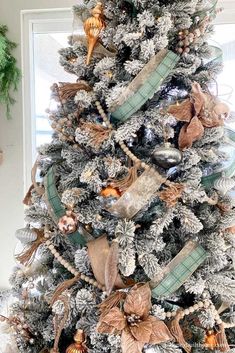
(213, 24), (235, 128)
(33, 32), (74, 151)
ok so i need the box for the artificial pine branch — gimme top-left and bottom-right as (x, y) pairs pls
(0, 25), (20, 118)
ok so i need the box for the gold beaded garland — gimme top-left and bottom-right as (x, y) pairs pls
(164, 299), (226, 329)
(95, 101), (151, 171)
(44, 236), (106, 291)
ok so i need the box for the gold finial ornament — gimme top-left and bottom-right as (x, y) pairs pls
(84, 2), (106, 65)
(66, 330), (88, 353)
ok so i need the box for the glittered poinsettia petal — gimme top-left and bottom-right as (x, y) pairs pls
(121, 329), (145, 353)
(191, 82), (206, 115)
(200, 112), (224, 128)
(168, 99), (193, 122)
(99, 307), (126, 332)
(97, 320), (118, 334)
(124, 283), (151, 318)
(130, 319), (152, 343)
(178, 116), (204, 150)
(99, 291), (127, 317)
(214, 102), (230, 118)
(148, 316), (174, 344)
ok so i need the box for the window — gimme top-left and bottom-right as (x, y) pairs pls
(213, 0), (235, 121)
(33, 31), (73, 148)
(21, 9), (83, 189)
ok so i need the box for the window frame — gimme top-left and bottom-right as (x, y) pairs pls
(215, 0), (235, 25)
(21, 9), (74, 192)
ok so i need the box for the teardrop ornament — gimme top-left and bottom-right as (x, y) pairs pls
(84, 2), (106, 65)
(214, 176), (235, 195)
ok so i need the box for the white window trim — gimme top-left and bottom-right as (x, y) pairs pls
(21, 9), (73, 193)
(215, 0), (235, 24)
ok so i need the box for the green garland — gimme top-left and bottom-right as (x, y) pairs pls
(0, 25), (21, 118)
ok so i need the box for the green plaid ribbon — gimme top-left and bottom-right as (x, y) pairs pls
(151, 244), (207, 298)
(111, 50), (180, 122)
(44, 167), (86, 246)
(45, 167), (66, 219)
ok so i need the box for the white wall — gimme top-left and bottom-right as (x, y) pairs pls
(0, 0), (75, 289)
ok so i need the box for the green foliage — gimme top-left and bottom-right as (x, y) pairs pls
(0, 25), (21, 119)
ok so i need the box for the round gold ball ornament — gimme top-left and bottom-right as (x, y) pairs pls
(66, 330), (87, 353)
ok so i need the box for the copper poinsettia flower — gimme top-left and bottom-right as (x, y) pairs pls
(97, 283), (173, 353)
(168, 82), (229, 150)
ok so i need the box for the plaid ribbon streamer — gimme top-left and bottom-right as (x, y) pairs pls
(45, 167), (66, 219)
(151, 243), (207, 298)
(44, 167), (86, 246)
(111, 50), (179, 122)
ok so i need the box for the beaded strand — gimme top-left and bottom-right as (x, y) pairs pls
(163, 299), (226, 329)
(95, 101), (166, 179)
(44, 231), (106, 292)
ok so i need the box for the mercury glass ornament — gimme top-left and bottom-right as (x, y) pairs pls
(152, 143), (182, 169)
(15, 228), (38, 244)
(58, 212), (78, 235)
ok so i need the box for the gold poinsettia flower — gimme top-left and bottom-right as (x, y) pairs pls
(97, 283), (173, 353)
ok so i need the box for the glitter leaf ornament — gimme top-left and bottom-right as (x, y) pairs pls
(84, 2), (106, 65)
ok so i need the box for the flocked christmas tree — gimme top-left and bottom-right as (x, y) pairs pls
(1, 0), (235, 352)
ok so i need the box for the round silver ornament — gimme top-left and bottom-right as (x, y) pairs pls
(214, 176), (235, 195)
(15, 228), (38, 244)
(152, 143), (182, 169)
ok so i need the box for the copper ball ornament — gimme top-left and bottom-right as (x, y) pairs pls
(204, 330), (218, 350)
(58, 211), (78, 235)
(100, 186), (121, 198)
(152, 143), (182, 169)
(66, 330), (87, 353)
